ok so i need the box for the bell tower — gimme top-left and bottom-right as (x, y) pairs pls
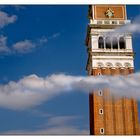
(86, 5), (139, 135)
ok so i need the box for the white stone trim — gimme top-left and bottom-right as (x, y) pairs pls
(100, 128), (105, 134)
(98, 90), (103, 96)
(92, 59), (134, 68)
(99, 109), (104, 115)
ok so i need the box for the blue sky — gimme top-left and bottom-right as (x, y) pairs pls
(0, 5), (140, 134)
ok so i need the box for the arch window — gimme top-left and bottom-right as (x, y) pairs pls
(98, 72), (101, 76)
(124, 62), (131, 68)
(119, 37), (126, 49)
(112, 37), (118, 49)
(98, 36), (104, 49)
(115, 63), (122, 68)
(97, 62), (104, 68)
(106, 62), (113, 68)
(105, 37), (111, 49)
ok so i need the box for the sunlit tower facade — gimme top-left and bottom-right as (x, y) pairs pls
(85, 5), (139, 135)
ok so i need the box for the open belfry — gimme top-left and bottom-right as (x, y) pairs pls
(86, 5), (140, 135)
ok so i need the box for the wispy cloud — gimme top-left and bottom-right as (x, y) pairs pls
(0, 11), (17, 28)
(2, 115), (89, 135)
(0, 33), (60, 55)
(0, 5), (25, 11)
(0, 73), (140, 110)
(0, 8), (60, 55)
(0, 35), (49, 55)
(0, 35), (10, 54)
(48, 33), (61, 40)
(29, 109), (51, 118)
(12, 5), (25, 11)
(0, 36), (36, 54)
(104, 15), (140, 37)
(13, 40), (36, 54)
(2, 125), (89, 135)
(46, 116), (78, 127)
(37, 36), (48, 46)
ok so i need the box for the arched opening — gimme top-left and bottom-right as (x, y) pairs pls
(124, 62), (131, 68)
(112, 37), (118, 49)
(105, 37), (111, 49)
(98, 36), (104, 49)
(106, 62), (113, 68)
(97, 62), (104, 68)
(115, 62), (122, 68)
(119, 37), (126, 49)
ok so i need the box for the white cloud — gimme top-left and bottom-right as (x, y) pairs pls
(0, 73), (140, 110)
(0, 35), (10, 54)
(104, 15), (140, 37)
(0, 36), (36, 54)
(0, 11), (17, 28)
(0, 33), (59, 55)
(0, 36), (49, 55)
(12, 40), (36, 53)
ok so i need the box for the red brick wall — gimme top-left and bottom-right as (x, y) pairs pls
(89, 68), (139, 135)
(93, 5), (126, 20)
